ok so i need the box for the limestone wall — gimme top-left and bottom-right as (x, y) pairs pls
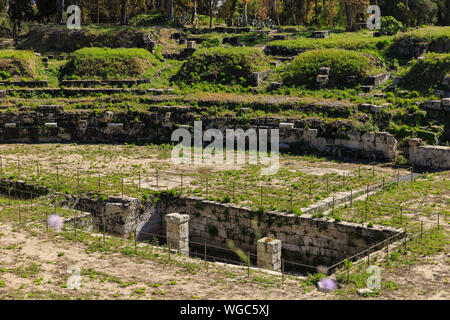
(279, 128), (397, 161)
(408, 138), (450, 170)
(160, 195), (402, 267)
(0, 109), (397, 161)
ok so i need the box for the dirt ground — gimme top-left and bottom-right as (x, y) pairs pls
(0, 221), (448, 300)
(0, 222), (326, 300)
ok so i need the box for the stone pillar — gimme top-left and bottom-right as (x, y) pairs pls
(165, 213), (190, 256)
(187, 41), (196, 49)
(257, 237), (282, 271)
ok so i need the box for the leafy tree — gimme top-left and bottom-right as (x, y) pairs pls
(380, 16), (403, 35)
(8, 0), (35, 36)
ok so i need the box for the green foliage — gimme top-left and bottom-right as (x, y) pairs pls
(201, 36), (223, 48)
(400, 53), (450, 92)
(267, 33), (393, 52)
(60, 47), (162, 80)
(208, 225), (219, 237)
(0, 70), (11, 80)
(177, 47), (270, 86)
(388, 26), (450, 59)
(130, 13), (166, 26)
(380, 16), (403, 36)
(0, 49), (36, 60)
(282, 49), (381, 87)
(0, 49), (38, 79)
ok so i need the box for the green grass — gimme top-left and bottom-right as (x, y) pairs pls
(60, 47), (162, 80)
(399, 52), (450, 93)
(0, 49), (39, 80)
(0, 50), (37, 60)
(388, 26), (450, 59)
(266, 32), (393, 52)
(176, 46), (270, 86)
(333, 172), (449, 228)
(282, 49), (383, 87)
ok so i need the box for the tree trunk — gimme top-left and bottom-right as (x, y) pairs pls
(274, 0), (280, 26)
(192, 0), (197, 24)
(243, 2), (248, 26)
(120, 0), (128, 25)
(209, 0), (213, 28)
(168, 0), (174, 22)
(345, 2), (353, 31)
(97, 0), (100, 24)
(56, 0), (65, 25)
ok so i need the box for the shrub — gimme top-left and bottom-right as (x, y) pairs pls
(282, 49), (381, 87)
(130, 13), (166, 26)
(400, 53), (450, 92)
(0, 70), (11, 80)
(266, 33), (393, 52)
(60, 47), (161, 80)
(176, 47), (270, 86)
(388, 26), (450, 59)
(202, 36), (222, 48)
(0, 49), (38, 79)
(380, 16), (403, 36)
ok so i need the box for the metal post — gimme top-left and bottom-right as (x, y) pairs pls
(420, 220), (423, 242)
(18, 205), (21, 225)
(365, 198), (368, 222)
(74, 219), (77, 238)
(168, 242), (171, 260)
(326, 177), (329, 193)
(309, 182), (312, 198)
(45, 212), (48, 232)
(437, 212), (440, 230)
(232, 182), (235, 201)
(103, 210), (106, 245)
(180, 173), (183, 193)
(98, 174), (101, 193)
(346, 263), (350, 283)
(350, 188), (353, 208)
(290, 188), (293, 211)
(247, 251), (250, 277)
(386, 243), (389, 262)
(400, 207), (403, 226)
(204, 242), (207, 270)
(260, 185), (263, 206)
(332, 196), (335, 217)
(156, 170), (159, 188)
(57, 166), (59, 183)
(138, 172), (141, 192)
(281, 259), (285, 284)
(397, 171), (400, 184)
(134, 228), (137, 254)
(121, 178), (124, 198)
